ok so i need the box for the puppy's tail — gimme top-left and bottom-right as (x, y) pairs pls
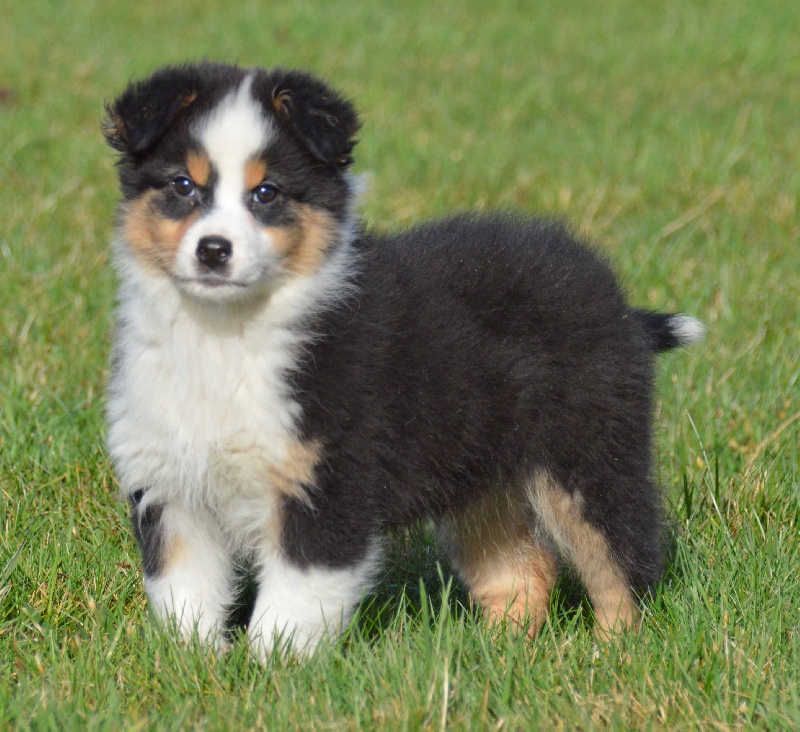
(633, 309), (705, 352)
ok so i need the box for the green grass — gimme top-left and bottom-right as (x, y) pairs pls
(1, 0), (798, 728)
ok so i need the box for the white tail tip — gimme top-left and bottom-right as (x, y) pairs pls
(670, 315), (706, 346)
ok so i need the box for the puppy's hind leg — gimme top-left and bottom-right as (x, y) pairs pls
(439, 488), (559, 637)
(527, 470), (651, 638)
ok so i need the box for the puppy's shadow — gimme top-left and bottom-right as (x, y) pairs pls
(354, 520), (682, 638)
(354, 525), (593, 641)
(226, 521), (676, 641)
(354, 524), (471, 639)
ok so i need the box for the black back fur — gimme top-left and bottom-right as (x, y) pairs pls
(284, 214), (665, 589)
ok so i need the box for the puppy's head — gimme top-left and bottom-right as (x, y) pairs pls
(104, 63), (360, 302)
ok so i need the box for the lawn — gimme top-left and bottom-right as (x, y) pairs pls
(1, 0), (798, 728)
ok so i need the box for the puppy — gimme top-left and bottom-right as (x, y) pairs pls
(103, 62), (703, 658)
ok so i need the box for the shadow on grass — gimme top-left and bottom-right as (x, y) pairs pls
(224, 519), (680, 644)
(353, 521), (678, 640)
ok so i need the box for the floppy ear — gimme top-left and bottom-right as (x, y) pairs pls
(102, 66), (201, 157)
(264, 69), (361, 169)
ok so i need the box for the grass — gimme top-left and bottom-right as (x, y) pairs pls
(1, 0), (798, 727)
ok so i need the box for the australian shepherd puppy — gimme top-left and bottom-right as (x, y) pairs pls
(103, 62), (703, 659)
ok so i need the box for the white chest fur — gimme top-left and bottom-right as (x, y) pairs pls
(107, 249), (333, 516)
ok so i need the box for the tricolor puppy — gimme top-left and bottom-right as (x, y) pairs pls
(103, 62), (703, 658)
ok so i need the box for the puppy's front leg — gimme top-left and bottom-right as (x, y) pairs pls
(248, 542), (382, 659)
(129, 492), (234, 646)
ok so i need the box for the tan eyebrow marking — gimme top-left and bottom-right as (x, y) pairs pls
(186, 151), (211, 187)
(245, 157), (268, 190)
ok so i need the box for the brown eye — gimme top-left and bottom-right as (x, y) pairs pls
(252, 183), (279, 204)
(172, 176), (196, 198)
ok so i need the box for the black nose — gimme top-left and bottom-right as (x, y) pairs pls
(196, 236), (232, 270)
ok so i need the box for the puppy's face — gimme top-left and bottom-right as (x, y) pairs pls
(104, 64), (360, 302)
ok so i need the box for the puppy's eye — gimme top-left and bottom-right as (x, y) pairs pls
(252, 183), (279, 204)
(171, 176), (196, 198)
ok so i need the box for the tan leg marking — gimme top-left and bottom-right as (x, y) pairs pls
(122, 192), (199, 275)
(266, 439), (321, 505)
(212, 438), (321, 507)
(527, 471), (638, 638)
(440, 489), (558, 636)
(162, 535), (187, 574)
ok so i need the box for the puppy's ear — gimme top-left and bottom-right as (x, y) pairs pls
(103, 66), (201, 157)
(262, 70), (361, 169)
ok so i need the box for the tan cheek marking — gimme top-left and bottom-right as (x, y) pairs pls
(294, 207), (337, 276)
(267, 439), (322, 505)
(245, 158), (267, 190)
(122, 192), (199, 275)
(267, 224), (303, 263)
(186, 152), (211, 187)
(440, 489), (559, 637)
(528, 471), (638, 638)
(265, 205), (337, 277)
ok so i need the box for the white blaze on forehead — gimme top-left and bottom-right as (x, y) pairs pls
(172, 74), (277, 293)
(196, 75), (273, 200)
